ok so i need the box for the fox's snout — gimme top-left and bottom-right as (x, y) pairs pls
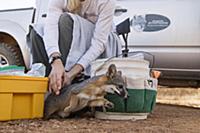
(117, 85), (128, 99)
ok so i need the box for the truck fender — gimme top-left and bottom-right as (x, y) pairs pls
(0, 20), (31, 68)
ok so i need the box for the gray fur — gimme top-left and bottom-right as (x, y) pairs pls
(44, 75), (103, 119)
(44, 64), (128, 119)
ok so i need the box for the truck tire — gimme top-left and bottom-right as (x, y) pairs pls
(0, 43), (24, 67)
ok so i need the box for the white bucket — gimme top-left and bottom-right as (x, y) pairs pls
(90, 57), (150, 79)
(126, 76), (146, 89)
(91, 57), (157, 120)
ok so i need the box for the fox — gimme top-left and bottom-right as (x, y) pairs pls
(44, 64), (128, 119)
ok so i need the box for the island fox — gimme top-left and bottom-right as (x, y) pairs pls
(44, 64), (128, 119)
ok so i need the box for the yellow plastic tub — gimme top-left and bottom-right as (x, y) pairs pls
(0, 75), (48, 121)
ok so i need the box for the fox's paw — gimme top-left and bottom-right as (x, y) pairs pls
(64, 106), (70, 113)
(58, 111), (70, 118)
(104, 101), (114, 109)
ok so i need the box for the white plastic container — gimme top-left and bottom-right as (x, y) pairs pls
(91, 57), (150, 78)
(91, 58), (157, 120)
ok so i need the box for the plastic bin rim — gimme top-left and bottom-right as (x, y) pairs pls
(0, 75), (48, 81)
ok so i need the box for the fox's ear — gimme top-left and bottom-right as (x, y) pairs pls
(106, 64), (117, 79)
(117, 71), (122, 76)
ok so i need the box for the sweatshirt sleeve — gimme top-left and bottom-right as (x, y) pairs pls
(77, 0), (115, 69)
(43, 0), (66, 57)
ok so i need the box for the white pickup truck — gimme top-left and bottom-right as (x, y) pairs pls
(0, 0), (200, 85)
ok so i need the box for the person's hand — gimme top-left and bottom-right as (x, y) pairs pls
(62, 71), (73, 87)
(48, 59), (65, 95)
(63, 64), (84, 86)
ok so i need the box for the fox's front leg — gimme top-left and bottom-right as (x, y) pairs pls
(89, 99), (106, 113)
(102, 99), (114, 112)
(89, 98), (114, 113)
(89, 98), (104, 115)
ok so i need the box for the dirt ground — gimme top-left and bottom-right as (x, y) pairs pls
(0, 87), (200, 133)
(157, 87), (200, 108)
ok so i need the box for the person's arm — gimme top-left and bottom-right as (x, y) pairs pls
(63, 64), (84, 86)
(44, 0), (67, 95)
(77, 0), (116, 69)
(44, 0), (66, 57)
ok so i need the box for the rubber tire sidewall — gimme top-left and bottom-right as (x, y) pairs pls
(0, 43), (24, 66)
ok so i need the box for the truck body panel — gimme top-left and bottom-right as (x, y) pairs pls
(0, 0), (200, 81)
(114, 0), (200, 80)
(0, 8), (35, 67)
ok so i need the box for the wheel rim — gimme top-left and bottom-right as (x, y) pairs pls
(0, 54), (9, 67)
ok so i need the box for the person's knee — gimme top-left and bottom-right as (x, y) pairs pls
(59, 13), (73, 29)
(30, 28), (38, 43)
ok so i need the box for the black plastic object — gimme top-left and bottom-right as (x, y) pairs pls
(116, 18), (131, 57)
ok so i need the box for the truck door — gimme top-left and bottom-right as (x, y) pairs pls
(115, 0), (200, 79)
